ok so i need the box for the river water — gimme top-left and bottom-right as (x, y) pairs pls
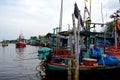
(0, 43), (41, 80)
(1, 43), (120, 80)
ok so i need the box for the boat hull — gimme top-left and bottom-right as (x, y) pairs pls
(45, 63), (120, 80)
(2, 40), (8, 47)
(16, 43), (26, 48)
(2, 44), (8, 47)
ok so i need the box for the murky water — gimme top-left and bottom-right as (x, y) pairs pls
(1, 44), (120, 80)
(0, 44), (41, 80)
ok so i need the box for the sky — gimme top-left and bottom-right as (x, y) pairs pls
(0, 0), (119, 41)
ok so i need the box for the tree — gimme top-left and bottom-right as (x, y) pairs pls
(106, 20), (115, 32)
(30, 36), (37, 40)
(45, 33), (52, 39)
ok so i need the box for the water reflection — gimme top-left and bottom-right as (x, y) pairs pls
(0, 44), (41, 80)
(16, 48), (25, 53)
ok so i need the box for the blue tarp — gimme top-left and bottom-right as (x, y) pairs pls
(90, 45), (120, 66)
(90, 46), (104, 60)
(96, 40), (110, 47)
(38, 47), (52, 60)
(98, 55), (120, 66)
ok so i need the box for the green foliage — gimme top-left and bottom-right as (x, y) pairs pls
(45, 33), (52, 38)
(106, 20), (115, 32)
(30, 36), (37, 40)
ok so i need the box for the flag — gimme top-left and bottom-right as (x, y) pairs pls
(119, 0), (120, 4)
(79, 14), (84, 27)
(84, 4), (90, 16)
(74, 2), (80, 19)
(74, 3), (84, 27)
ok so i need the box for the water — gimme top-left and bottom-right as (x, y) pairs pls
(1, 44), (120, 80)
(0, 44), (41, 80)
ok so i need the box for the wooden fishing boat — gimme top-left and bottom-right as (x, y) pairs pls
(38, 33), (120, 80)
(45, 60), (120, 79)
(37, 23), (120, 80)
(37, 2), (120, 80)
(2, 40), (8, 47)
(104, 14), (120, 60)
(16, 34), (26, 48)
(41, 50), (120, 80)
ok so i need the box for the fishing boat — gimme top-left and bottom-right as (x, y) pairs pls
(2, 40), (8, 47)
(105, 17), (120, 60)
(37, 46), (120, 80)
(37, 1), (120, 80)
(38, 39), (120, 80)
(27, 39), (41, 46)
(16, 34), (26, 48)
(37, 31), (120, 80)
(45, 58), (120, 80)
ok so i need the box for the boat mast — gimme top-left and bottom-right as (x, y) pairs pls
(56, 0), (63, 53)
(101, 2), (106, 52)
(59, 0), (63, 32)
(89, 0), (92, 19)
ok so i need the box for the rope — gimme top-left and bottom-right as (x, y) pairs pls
(36, 60), (46, 79)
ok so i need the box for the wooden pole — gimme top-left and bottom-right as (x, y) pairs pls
(56, 27), (60, 54)
(72, 13), (77, 80)
(115, 18), (117, 49)
(74, 12), (81, 80)
(68, 32), (73, 80)
(72, 13), (76, 57)
(68, 59), (71, 80)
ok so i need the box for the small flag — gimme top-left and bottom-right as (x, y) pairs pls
(74, 3), (84, 27)
(74, 2), (80, 19)
(84, 4), (90, 16)
(79, 14), (84, 27)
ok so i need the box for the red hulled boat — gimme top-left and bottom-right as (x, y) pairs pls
(16, 34), (26, 48)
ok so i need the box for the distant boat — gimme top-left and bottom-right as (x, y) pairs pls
(2, 40), (8, 47)
(27, 39), (41, 46)
(16, 34), (26, 48)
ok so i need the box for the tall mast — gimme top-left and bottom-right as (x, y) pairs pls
(89, 0), (91, 19)
(56, 0), (63, 54)
(101, 3), (104, 23)
(59, 0), (63, 32)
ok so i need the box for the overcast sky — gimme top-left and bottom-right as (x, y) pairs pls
(0, 0), (119, 41)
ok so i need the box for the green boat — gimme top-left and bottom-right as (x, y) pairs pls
(37, 4), (120, 80)
(45, 56), (120, 80)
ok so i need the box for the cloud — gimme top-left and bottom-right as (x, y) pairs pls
(0, 0), (119, 41)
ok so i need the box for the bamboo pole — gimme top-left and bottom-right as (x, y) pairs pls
(72, 13), (77, 80)
(56, 28), (58, 54)
(72, 13), (76, 57)
(68, 32), (73, 80)
(115, 18), (117, 49)
(68, 59), (72, 80)
(74, 12), (81, 80)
